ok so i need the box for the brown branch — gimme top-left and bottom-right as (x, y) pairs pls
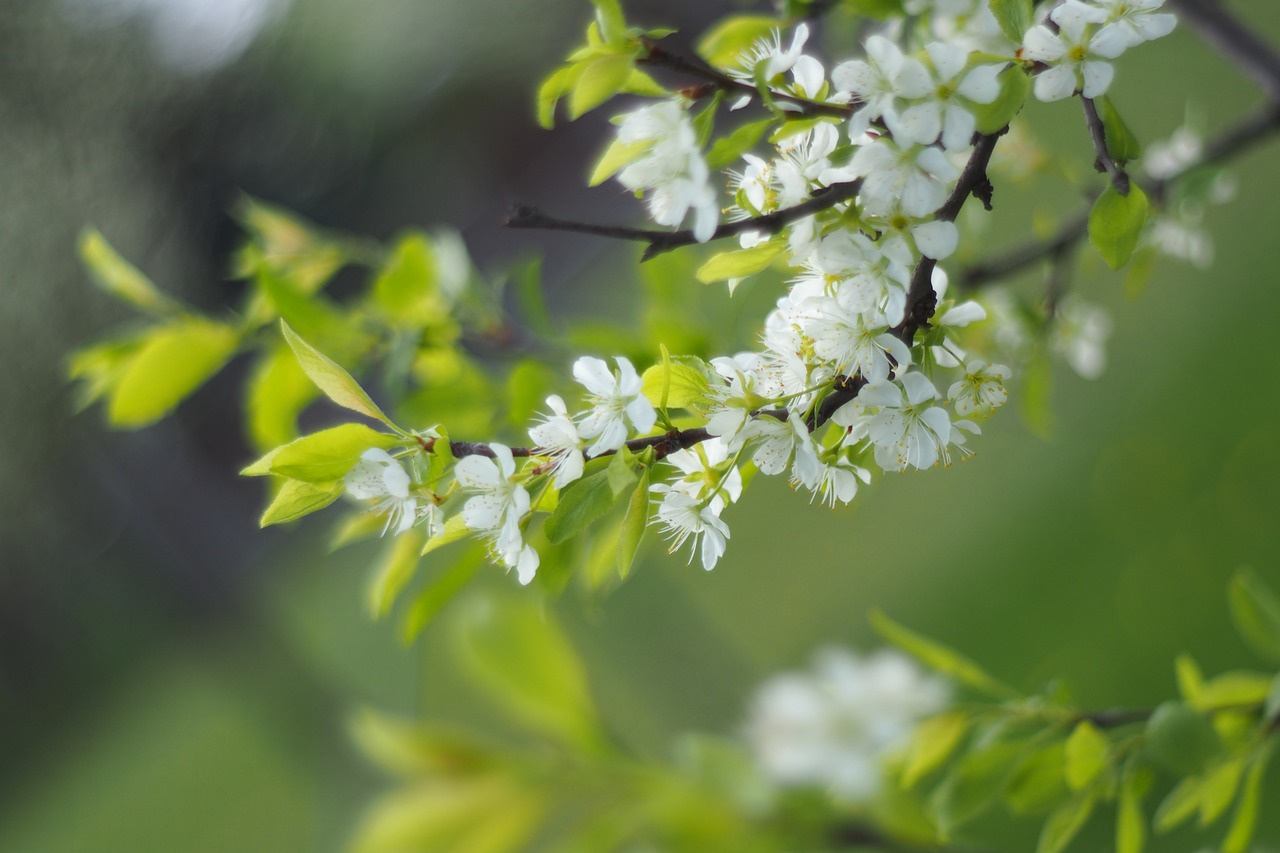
(1081, 97), (1130, 195)
(505, 179), (864, 261)
(637, 39), (854, 120)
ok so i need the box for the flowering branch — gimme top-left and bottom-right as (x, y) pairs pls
(1081, 96), (1130, 194)
(434, 428), (714, 463)
(505, 178), (864, 261)
(637, 39), (854, 119)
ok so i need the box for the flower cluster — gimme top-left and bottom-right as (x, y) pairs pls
(744, 648), (951, 801)
(328, 0), (1175, 583)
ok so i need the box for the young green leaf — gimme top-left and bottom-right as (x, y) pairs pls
(640, 359), (711, 410)
(1116, 767), (1150, 853)
(399, 549), (484, 643)
(259, 479), (344, 527)
(588, 137), (652, 186)
(544, 471), (615, 544)
(1099, 96), (1142, 162)
(1004, 742), (1068, 816)
(1221, 741), (1274, 853)
(695, 16), (779, 70)
(1197, 758), (1245, 827)
(243, 423), (400, 482)
(1064, 720), (1109, 791)
(107, 317), (240, 427)
(367, 527), (427, 619)
(870, 610), (1021, 699)
(902, 712), (969, 789)
(280, 321), (404, 433)
(246, 344), (320, 452)
(1153, 775), (1206, 834)
(1037, 790), (1096, 853)
(79, 228), (180, 315)
(591, 0), (628, 44)
(706, 119), (775, 170)
(536, 65), (580, 129)
(616, 467), (650, 579)
(695, 241), (786, 284)
(569, 51), (635, 119)
(1088, 184), (1149, 270)
(1227, 566), (1280, 662)
(989, 0), (1032, 45)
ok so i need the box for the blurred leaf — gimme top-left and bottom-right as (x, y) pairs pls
(234, 196), (349, 292)
(66, 336), (144, 412)
(281, 321), (402, 433)
(989, 0), (1032, 45)
(372, 234), (453, 332)
(1088, 184), (1148, 270)
(1116, 766), (1151, 853)
(1154, 774), (1205, 834)
(351, 709), (492, 778)
(696, 241), (786, 284)
(246, 344), (320, 452)
(1037, 790), (1095, 853)
(1064, 720), (1109, 791)
(591, 0), (628, 43)
(79, 228), (179, 315)
(1227, 566), (1280, 663)
(242, 423), (400, 481)
(706, 119), (775, 170)
(330, 510), (389, 551)
(1004, 741), (1068, 815)
(536, 65), (580, 129)
(871, 610), (1020, 699)
(256, 269), (350, 344)
(421, 514), (473, 557)
(1194, 670), (1276, 712)
(1175, 654), (1204, 705)
(1122, 245), (1157, 300)
(454, 594), (603, 750)
(931, 739), (1025, 837)
(1144, 701), (1221, 776)
(1221, 740), (1274, 853)
(617, 466), (650, 579)
(696, 16), (779, 70)
(570, 52), (634, 119)
(506, 360), (556, 429)
(1099, 96), (1141, 162)
(641, 359), (712, 409)
(588, 137), (651, 186)
(1197, 757), (1245, 827)
(350, 777), (544, 853)
(368, 528), (428, 620)
(545, 471), (615, 545)
(903, 712), (969, 789)
(259, 479), (343, 527)
(400, 548), (484, 643)
(107, 317), (239, 427)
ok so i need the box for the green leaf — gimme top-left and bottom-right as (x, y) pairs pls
(349, 776), (544, 853)
(372, 233), (446, 325)
(695, 16), (779, 70)
(871, 610), (1020, 699)
(605, 449), (638, 498)
(931, 739), (1025, 837)
(1116, 767), (1151, 853)
(1175, 653), (1204, 705)
(454, 593), (602, 750)
(1228, 566), (1280, 662)
(972, 65), (1031, 134)
(616, 467), (650, 579)
(619, 68), (668, 97)
(706, 119), (775, 170)
(1197, 757), (1245, 827)
(536, 65), (579, 129)
(368, 528), (427, 619)
(1088, 184), (1149, 270)
(281, 321), (402, 433)
(544, 471), (615, 545)
(1037, 790), (1096, 853)
(695, 240), (786, 284)
(107, 317), (240, 427)
(590, 0), (628, 43)
(66, 336), (144, 412)
(1064, 720), (1110, 791)
(1154, 775), (1206, 834)
(1194, 670), (1276, 711)
(903, 712), (969, 789)
(989, 0), (1032, 45)
(1004, 742), (1068, 816)
(259, 478), (343, 527)
(245, 344), (320, 452)
(350, 709), (492, 778)
(569, 52), (634, 119)
(422, 514), (473, 557)
(79, 228), (179, 315)
(1144, 701), (1222, 776)
(399, 549), (484, 643)
(640, 359), (711, 410)
(244, 423), (400, 481)
(1221, 741), (1274, 853)
(1099, 96), (1142, 162)
(234, 196), (349, 292)
(588, 137), (652, 187)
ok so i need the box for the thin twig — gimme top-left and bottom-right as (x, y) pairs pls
(1081, 97), (1130, 195)
(638, 39), (854, 120)
(506, 179), (864, 261)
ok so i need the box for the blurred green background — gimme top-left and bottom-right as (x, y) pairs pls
(2, 0), (1280, 850)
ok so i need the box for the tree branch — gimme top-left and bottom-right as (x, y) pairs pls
(1081, 97), (1130, 195)
(505, 179), (864, 261)
(637, 39), (854, 120)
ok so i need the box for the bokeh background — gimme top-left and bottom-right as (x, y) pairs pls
(3, 0), (1280, 850)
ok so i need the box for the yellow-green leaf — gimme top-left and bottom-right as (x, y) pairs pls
(79, 228), (179, 315)
(368, 528), (428, 619)
(640, 359), (711, 409)
(1198, 758), (1245, 827)
(535, 65), (579, 129)
(588, 137), (652, 187)
(1038, 790), (1095, 853)
(696, 16), (779, 70)
(871, 610), (1020, 699)
(1221, 741), (1274, 853)
(617, 467), (650, 579)
(107, 317), (240, 427)
(246, 344), (319, 452)
(259, 478), (343, 527)
(281, 321), (402, 433)
(903, 712), (969, 788)
(1064, 720), (1109, 791)
(1153, 776), (1205, 833)
(569, 52), (634, 120)
(1116, 767), (1150, 853)
(695, 240), (785, 284)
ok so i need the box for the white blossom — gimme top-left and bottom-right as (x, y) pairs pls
(745, 648), (950, 801)
(890, 42), (1003, 151)
(832, 35), (932, 138)
(948, 360), (1012, 416)
(838, 372), (963, 471)
(344, 448), (419, 536)
(615, 102), (719, 242)
(1022, 0), (1129, 102)
(650, 485), (731, 570)
(528, 394), (585, 489)
(662, 437), (743, 513)
(455, 444), (539, 585)
(849, 137), (959, 218)
(573, 356), (657, 456)
(1092, 0), (1176, 48)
